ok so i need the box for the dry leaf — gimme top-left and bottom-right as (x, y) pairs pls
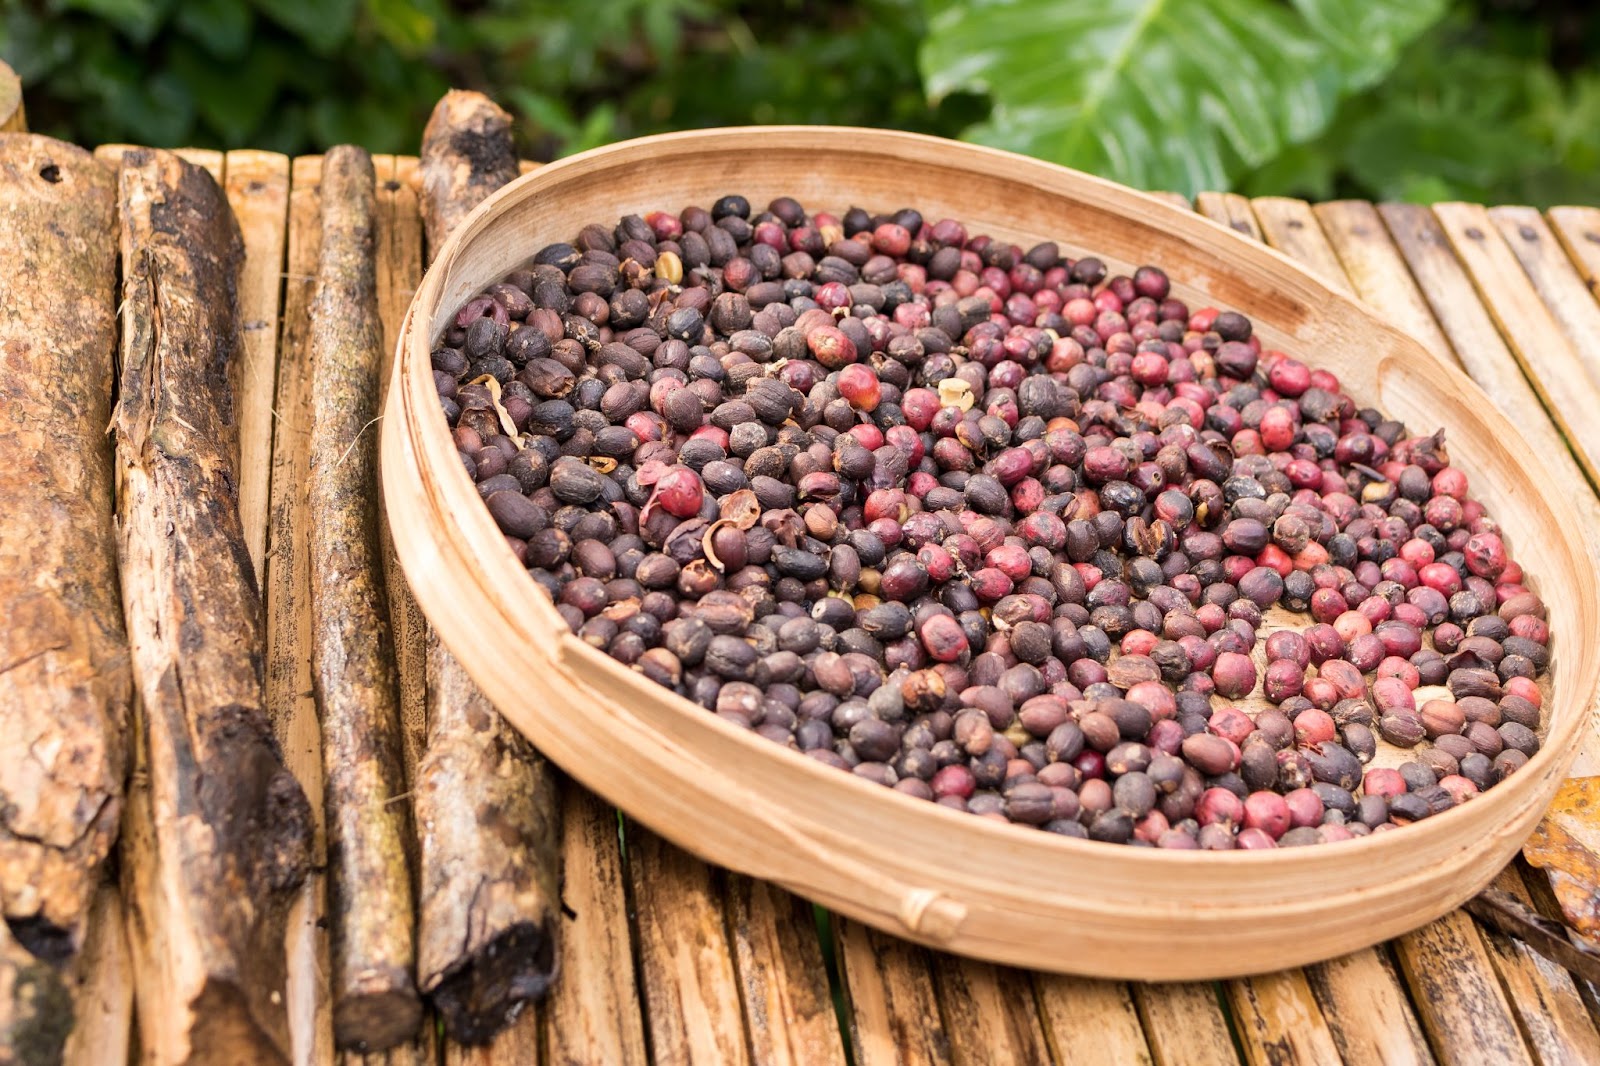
(1524, 776), (1600, 937)
(467, 373), (521, 444)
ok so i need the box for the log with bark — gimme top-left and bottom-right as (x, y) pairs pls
(412, 89), (561, 1045)
(0, 136), (129, 972)
(112, 147), (312, 1066)
(305, 144), (423, 1053)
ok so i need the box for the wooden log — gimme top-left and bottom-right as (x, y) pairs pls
(416, 636), (559, 1043)
(418, 91), (520, 257)
(112, 147), (312, 1066)
(0, 61), (24, 133)
(0, 919), (70, 1066)
(61, 883), (132, 1066)
(412, 92), (560, 1045)
(0, 135), (129, 964)
(306, 145), (423, 1053)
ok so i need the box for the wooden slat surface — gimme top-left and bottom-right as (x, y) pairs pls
(1545, 207), (1600, 295)
(627, 824), (751, 1066)
(931, 957), (1051, 1066)
(1432, 202), (1600, 487)
(544, 789), (649, 1066)
(837, 919), (953, 1066)
(23, 127), (1600, 1063)
(1130, 983), (1239, 1066)
(1035, 975), (1153, 1066)
(224, 149), (289, 580)
(726, 876), (847, 1066)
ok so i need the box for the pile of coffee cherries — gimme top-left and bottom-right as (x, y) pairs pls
(430, 194), (1549, 849)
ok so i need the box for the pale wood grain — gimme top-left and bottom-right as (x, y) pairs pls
(626, 824), (750, 1066)
(931, 957), (1050, 1066)
(1303, 949), (1433, 1066)
(836, 919), (952, 1066)
(725, 876), (847, 1066)
(224, 150), (289, 581)
(1035, 975), (1153, 1066)
(1488, 206), (1600, 381)
(1130, 983), (1238, 1066)
(1226, 971), (1342, 1066)
(1431, 202), (1600, 486)
(543, 790), (648, 1066)
(1250, 197), (1354, 296)
(1378, 202), (1595, 508)
(268, 154), (336, 1066)
(1195, 191), (1262, 240)
(1396, 910), (1533, 1066)
(1545, 207), (1600, 297)
(1314, 200), (1455, 357)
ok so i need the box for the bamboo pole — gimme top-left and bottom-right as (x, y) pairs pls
(411, 90), (561, 1045)
(112, 147), (313, 1066)
(0, 135), (128, 967)
(307, 145), (423, 1052)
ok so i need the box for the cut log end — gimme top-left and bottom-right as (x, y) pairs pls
(0, 60), (24, 133)
(333, 985), (425, 1054)
(418, 90), (520, 261)
(428, 919), (557, 1045)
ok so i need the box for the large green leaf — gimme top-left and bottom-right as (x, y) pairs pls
(921, 0), (1446, 195)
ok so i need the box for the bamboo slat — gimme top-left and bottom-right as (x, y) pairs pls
(1302, 950), (1432, 1066)
(1488, 206), (1600, 385)
(931, 958), (1051, 1066)
(1545, 207), (1600, 295)
(836, 920), (952, 1066)
(1430, 202), (1600, 486)
(1034, 976), (1153, 1066)
(1314, 200), (1456, 358)
(224, 150), (290, 580)
(268, 154), (336, 1066)
(725, 876), (847, 1066)
(542, 790), (648, 1066)
(626, 825), (750, 1066)
(1129, 984), (1238, 1066)
(1397, 910), (1535, 1066)
(1225, 970), (1342, 1066)
(1195, 191), (1263, 240)
(1378, 202), (1593, 500)
(1250, 197), (1354, 296)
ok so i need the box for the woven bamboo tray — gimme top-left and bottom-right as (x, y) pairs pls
(381, 126), (1600, 979)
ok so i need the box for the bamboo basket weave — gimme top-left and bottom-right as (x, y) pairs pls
(382, 127), (1600, 979)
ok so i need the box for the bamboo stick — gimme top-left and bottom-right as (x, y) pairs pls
(0, 135), (128, 965)
(307, 145), (423, 1052)
(113, 147), (313, 1066)
(411, 90), (560, 1045)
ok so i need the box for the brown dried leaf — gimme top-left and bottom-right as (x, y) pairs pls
(719, 488), (761, 529)
(467, 373), (521, 444)
(1524, 776), (1600, 937)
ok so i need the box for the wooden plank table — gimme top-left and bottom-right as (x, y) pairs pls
(34, 141), (1600, 1064)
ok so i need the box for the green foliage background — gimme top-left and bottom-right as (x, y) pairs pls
(3, 0), (1596, 206)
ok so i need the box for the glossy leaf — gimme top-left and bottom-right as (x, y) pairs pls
(921, 0), (1446, 195)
